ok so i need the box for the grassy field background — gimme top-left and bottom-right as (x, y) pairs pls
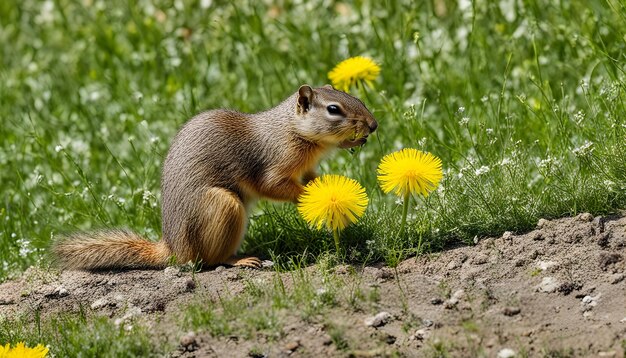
(1, 0), (625, 281)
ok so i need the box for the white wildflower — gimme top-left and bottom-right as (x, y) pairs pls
(572, 141), (594, 157)
(54, 145), (64, 152)
(170, 57), (182, 67)
(573, 110), (585, 124)
(603, 180), (615, 189)
(36, 0), (55, 24)
(142, 189), (153, 204)
(459, 117), (470, 126)
(475, 166), (490, 176)
(89, 90), (101, 101)
(17, 238), (34, 257)
(539, 157), (554, 168)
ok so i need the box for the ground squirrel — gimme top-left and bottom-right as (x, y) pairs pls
(53, 85), (378, 269)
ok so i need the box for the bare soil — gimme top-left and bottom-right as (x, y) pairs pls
(1, 213), (625, 357)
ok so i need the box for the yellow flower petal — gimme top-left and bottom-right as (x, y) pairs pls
(297, 175), (368, 232)
(377, 149), (443, 197)
(328, 56), (381, 93)
(0, 342), (49, 358)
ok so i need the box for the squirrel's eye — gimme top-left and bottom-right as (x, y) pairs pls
(327, 105), (342, 115)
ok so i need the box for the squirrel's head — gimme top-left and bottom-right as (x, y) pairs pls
(294, 84), (378, 148)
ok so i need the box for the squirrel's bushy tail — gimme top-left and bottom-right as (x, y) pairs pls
(53, 229), (171, 270)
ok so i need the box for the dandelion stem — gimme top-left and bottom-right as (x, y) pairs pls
(333, 229), (341, 253)
(398, 193), (410, 239)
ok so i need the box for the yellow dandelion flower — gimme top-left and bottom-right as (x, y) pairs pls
(328, 56), (381, 93)
(298, 175), (368, 233)
(377, 149), (443, 198)
(0, 342), (49, 358)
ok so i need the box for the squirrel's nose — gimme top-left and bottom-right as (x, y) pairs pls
(368, 119), (378, 132)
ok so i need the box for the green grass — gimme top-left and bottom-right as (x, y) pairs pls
(1, 0), (625, 280)
(0, 309), (165, 357)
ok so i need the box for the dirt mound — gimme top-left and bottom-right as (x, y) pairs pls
(1, 213), (625, 357)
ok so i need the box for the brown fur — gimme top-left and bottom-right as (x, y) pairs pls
(53, 85), (377, 270)
(52, 230), (170, 269)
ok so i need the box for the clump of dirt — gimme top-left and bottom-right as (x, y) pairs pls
(1, 213), (625, 357)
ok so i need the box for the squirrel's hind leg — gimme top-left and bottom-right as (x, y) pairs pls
(224, 256), (262, 268)
(192, 187), (249, 266)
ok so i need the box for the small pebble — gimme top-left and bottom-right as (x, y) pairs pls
(521, 329), (533, 337)
(578, 212), (594, 222)
(430, 298), (443, 305)
(444, 289), (465, 309)
(557, 282), (582, 295)
(582, 295), (595, 305)
(322, 334), (333, 345)
(449, 289), (463, 299)
(536, 218), (549, 229)
(90, 297), (108, 310)
(537, 277), (559, 293)
(472, 254), (488, 265)
(502, 231), (514, 240)
(46, 285), (69, 298)
(282, 340), (300, 352)
(409, 328), (430, 341)
(581, 294), (601, 313)
(503, 307), (521, 316)
(364, 311), (392, 327)
(446, 260), (460, 270)
(497, 348), (516, 358)
(180, 331), (197, 349)
(536, 260), (558, 271)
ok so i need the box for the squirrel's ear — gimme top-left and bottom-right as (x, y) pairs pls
(323, 84), (334, 89)
(297, 85), (314, 114)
